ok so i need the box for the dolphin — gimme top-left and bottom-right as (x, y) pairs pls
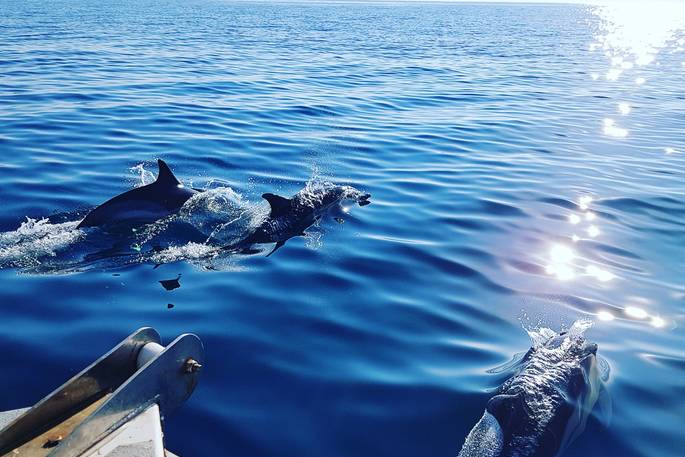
(458, 325), (608, 457)
(77, 159), (197, 229)
(234, 184), (371, 256)
(76, 160), (371, 256)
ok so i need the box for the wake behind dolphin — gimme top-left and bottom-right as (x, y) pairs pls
(458, 320), (610, 457)
(0, 160), (371, 273)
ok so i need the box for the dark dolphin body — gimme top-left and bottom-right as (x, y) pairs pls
(76, 159), (371, 256)
(0, 161), (372, 272)
(458, 326), (607, 457)
(234, 185), (371, 255)
(77, 159), (197, 229)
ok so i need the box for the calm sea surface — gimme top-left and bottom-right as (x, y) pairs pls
(1, 1), (684, 456)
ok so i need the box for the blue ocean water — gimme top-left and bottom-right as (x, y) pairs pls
(1, 1), (684, 456)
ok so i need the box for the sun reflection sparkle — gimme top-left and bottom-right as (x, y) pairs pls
(605, 68), (622, 81)
(650, 316), (666, 328)
(550, 244), (575, 263)
(586, 265), (614, 282)
(546, 244), (576, 281)
(593, 4), (685, 68)
(541, 192), (672, 329)
(590, 3), (685, 143)
(603, 118), (628, 138)
(548, 195), (619, 283)
(625, 306), (648, 319)
(579, 196), (593, 210)
(547, 4), (683, 328)
(597, 310), (615, 321)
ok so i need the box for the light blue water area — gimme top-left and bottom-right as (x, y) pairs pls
(1, 1), (684, 456)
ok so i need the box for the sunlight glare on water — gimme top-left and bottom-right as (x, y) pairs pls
(593, 3), (685, 71)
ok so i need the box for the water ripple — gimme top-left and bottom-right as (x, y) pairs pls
(0, 2), (684, 457)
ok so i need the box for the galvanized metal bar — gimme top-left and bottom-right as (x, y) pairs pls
(0, 328), (161, 455)
(48, 333), (203, 457)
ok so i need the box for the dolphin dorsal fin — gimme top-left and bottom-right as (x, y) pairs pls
(262, 193), (291, 218)
(155, 159), (181, 187)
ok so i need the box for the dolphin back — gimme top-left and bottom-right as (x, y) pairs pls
(77, 159), (196, 229)
(457, 323), (604, 457)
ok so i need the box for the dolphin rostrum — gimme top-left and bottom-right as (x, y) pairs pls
(234, 183), (371, 256)
(77, 159), (198, 229)
(458, 322), (609, 457)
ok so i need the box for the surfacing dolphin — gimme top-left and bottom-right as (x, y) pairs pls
(77, 159), (197, 229)
(232, 183), (371, 256)
(0, 161), (372, 272)
(458, 321), (609, 457)
(76, 159), (371, 257)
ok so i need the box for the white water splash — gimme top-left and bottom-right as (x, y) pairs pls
(304, 223), (325, 250)
(527, 318), (593, 348)
(299, 180), (367, 208)
(179, 187), (265, 244)
(150, 242), (220, 264)
(130, 163), (156, 186)
(0, 218), (82, 268)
